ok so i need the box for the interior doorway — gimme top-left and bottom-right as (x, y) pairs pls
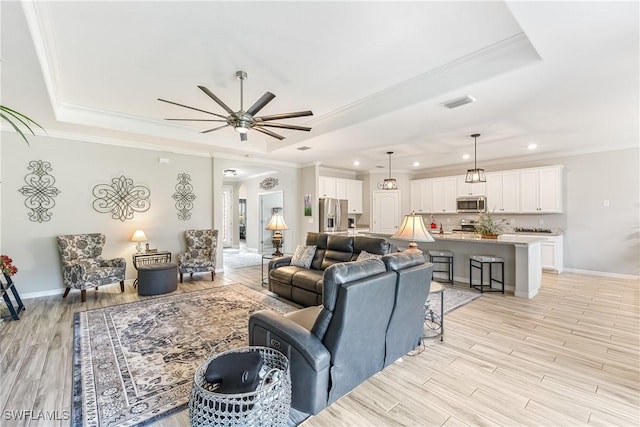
(259, 191), (283, 253)
(239, 198), (247, 241)
(222, 185), (234, 248)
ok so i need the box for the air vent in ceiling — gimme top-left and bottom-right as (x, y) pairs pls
(376, 165), (385, 169)
(297, 146), (312, 151)
(442, 95), (476, 109)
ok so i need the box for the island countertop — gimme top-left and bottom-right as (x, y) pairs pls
(363, 232), (546, 246)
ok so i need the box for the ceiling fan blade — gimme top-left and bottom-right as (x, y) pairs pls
(165, 118), (228, 122)
(158, 98), (228, 119)
(201, 124), (231, 134)
(253, 127), (285, 140)
(246, 92), (276, 116)
(240, 133), (248, 142)
(255, 110), (313, 122)
(254, 122), (311, 132)
(198, 86), (235, 115)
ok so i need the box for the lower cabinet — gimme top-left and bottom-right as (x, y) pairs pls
(541, 235), (564, 274)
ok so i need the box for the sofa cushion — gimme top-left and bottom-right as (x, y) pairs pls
(291, 269), (324, 293)
(354, 236), (391, 256)
(270, 265), (309, 285)
(291, 245), (317, 268)
(306, 233), (328, 270)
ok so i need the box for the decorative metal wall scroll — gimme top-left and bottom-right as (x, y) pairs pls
(259, 177), (278, 191)
(18, 160), (61, 223)
(92, 175), (150, 222)
(172, 173), (196, 220)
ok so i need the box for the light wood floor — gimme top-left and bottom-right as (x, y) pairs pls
(1, 265), (638, 426)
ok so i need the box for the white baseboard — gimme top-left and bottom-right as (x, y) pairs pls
(562, 268), (639, 280)
(20, 288), (66, 300)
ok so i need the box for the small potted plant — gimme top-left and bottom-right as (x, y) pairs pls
(475, 211), (506, 239)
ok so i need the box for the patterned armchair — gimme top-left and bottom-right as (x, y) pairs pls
(56, 233), (126, 302)
(178, 229), (218, 283)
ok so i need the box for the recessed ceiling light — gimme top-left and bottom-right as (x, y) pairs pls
(223, 169), (237, 176)
(413, 162), (420, 167)
(353, 160), (360, 166)
(528, 143), (537, 150)
(462, 154), (470, 160)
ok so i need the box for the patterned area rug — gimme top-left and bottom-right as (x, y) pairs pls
(223, 250), (263, 269)
(428, 286), (481, 315)
(72, 284), (294, 427)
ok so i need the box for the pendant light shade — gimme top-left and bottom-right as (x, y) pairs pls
(382, 151), (398, 190)
(465, 133), (486, 183)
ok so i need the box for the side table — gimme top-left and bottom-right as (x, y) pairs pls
(261, 254), (274, 287)
(132, 251), (172, 287)
(424, 281), (445, 341)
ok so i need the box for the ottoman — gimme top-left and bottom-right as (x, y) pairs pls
(138, 262), (178, 296)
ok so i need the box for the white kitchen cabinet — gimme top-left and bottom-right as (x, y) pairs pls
(541, 235), (564, 273)
(519, 166), (563, 213)
(319, 176), (363, 213)
(456, 175), (486, 197)
(410, 179), (433, 213)
(485, 171), (519, 213)
(345, 179), (363, 214)
(319, 177), (336, 198)
(432, 177), (457, 213)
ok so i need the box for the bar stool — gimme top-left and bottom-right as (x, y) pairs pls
(469, 255), (504, 293)
(428, 250), (454, 284)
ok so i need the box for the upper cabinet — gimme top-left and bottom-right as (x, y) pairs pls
(319, 176), (363, 214)
(432, 177), (457, 213)
(410, 165), (563, 215)
(519, 166), (563, 213)
(485, 171), (519, 213)
(456, 176), (486, 197)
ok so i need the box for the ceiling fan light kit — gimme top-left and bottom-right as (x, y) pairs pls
(465, 133), (486, 183)
(159, 70), (313, 142)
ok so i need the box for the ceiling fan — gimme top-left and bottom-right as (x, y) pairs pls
(158, 70), (313, 141)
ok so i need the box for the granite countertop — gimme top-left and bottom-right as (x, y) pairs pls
(364, 231), (546, 246)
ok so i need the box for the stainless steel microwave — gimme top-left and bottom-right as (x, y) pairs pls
(456, 196), (487, 213)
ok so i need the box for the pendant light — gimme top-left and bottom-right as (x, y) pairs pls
(382, 151), (398, 190)
(465, 133), (486, 183)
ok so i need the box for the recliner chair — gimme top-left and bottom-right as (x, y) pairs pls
(56, 233), (126, 302)
(249, 258), (398, 414)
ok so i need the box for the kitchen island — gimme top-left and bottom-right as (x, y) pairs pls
(364, 232), (544, 298)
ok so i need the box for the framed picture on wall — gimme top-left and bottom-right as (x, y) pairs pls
(304, 194), (312, 216)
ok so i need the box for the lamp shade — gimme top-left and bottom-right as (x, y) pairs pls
(391, 212), (435, 252)
(131, 230), (147, 242)
(265, 213), (289, 231)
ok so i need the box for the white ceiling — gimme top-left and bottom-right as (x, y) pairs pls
(2, 1), (638, 174)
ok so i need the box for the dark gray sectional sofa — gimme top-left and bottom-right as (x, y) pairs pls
(250, 251), (434, 415)
(268, 232), (392, 306)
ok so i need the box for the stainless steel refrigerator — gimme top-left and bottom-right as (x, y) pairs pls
(319, 198), (348, 232)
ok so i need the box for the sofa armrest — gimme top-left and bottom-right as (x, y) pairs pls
(249, 309), (330, 372)
(269, 256), (292, 270)
(249, 309), (331, 414)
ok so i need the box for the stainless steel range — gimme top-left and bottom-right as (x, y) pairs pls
(452, 219), (478, 233)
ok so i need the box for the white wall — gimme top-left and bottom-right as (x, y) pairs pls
(1, 132), (213, 295)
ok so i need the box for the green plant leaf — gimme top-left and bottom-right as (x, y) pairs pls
(0, 105), (47, 145)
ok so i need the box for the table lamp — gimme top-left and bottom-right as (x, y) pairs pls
(391, 211), (435, 254)
(265, 213), (289, 256)
(131, 229), (148, 253)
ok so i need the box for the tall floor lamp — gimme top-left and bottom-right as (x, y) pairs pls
(265, 212), (289, 257)
(391, 211), (434, 254)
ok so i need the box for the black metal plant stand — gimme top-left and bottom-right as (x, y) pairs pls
(1, 274), (25, 321)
